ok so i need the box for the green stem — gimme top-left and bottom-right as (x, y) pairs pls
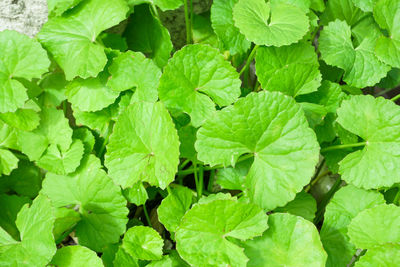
(183, 0), (192, 44)
(376, 87), (397, 96)
(197, 165), (204, 200)
(310, 25), (321, 42)
(314, 177), (342, 225)
(193, 161), (199, 194)
(62, 100), (67, 116)
(177, 154), (254, 176)
(166, 186), (172, 195)
(208, 169), (216, 192)
(393, 187), (400, 205)
(305, 160), (326, 192)
(391, 94), (400, 102)
(320, 142), (367, 153)
(150, 4), (159, 18)
(178, 159), (191, 171)
(143, 203), (152, 227)
(239, 45), (259, 77)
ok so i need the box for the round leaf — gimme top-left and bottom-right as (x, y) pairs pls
(51, 245), (103, 267)
(122, 226), (164, 261)
(196, 91), (319, 210)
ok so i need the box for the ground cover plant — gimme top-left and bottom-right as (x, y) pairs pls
(1, 0), (400, 266)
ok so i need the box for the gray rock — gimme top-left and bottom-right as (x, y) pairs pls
(0, 0), (48, 37)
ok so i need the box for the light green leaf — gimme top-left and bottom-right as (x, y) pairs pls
(66, 77), (119, 112)
(41, 155), (128, 252)
(37, 139), (84, 175)
(319, 20), (390, 88)
(0, 100), (41, 131)
(348, 204), (400, 249)
(176, 199), (268, 267)
(122, 182), (148, 206)
(0, 195), (56, 267)
(51, 245), (103, 267)
(352, 0), (376, 12)
(355, 244), (400, 267)
(336, 95), (400, 189)
(158, 44), (241, 127)
(157, 186), (193, 233)
(146, 251), (189, 267)
(0, 149), (18, 176)
(47, 0), (84, 17)
(124, 4), (173, 68)
(321, 0), (364, 26)
(243, 213), (327, 267)
(196, 91), (319, 210)
(255, 42), (321, 97)
(113, 246), (139, 267)
(320, 185), (385, 267)
(105, 102), (180, 189)
(37, 0), (129, 80)
(211, 0), (250, 55)
(122, 226), (164, 260)
(0, 30), (50, 113)
(107, 51), (161, 102)
(0, 194), (30, 241)
(53, 207), (81, 243)
(233, 0), (309, 46)
(215, 158), (252, 191)
(374, 0), (400, 68)
(39, 72), (68, 108)
(274, 192), (317, 221)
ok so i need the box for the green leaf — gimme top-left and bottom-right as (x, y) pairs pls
(0, 149), (18, 176)
(211, 0), (250, 55)
(0, 194), (31, 241)
(178, 125), (197, 161)
(0, 100), (41, 131)
(215, 158), (252, 191)
(47, 0), (84, 17)
(105, 102), (179, 189)
(154, 0), (183, 11)
(146, 251), (189, 267)
(36, 139), (84, 175)
(66, 77), (119, 112)
(124, 4), (173, 68)
(196, 91), (319, 210)
(0, 195), (56, 267)
(319, 20), (390, 88)
(321, 0), (364, 26)
(122, 182), (148, 206)
(347, 204), (400, 248)
(243, 213), (327, 267)
(53, 207), (81, 243)
(51, 245), (104, 267)
(157, 186), (193, 233)
(113, 246), (139, 267)
(373, 0), (400, 68)
(233, 0), (309, 46)
(320, 185), (385, 267)
(336, 95), (400, 189)
(274, 192), (317, 221)
(122, 226), (164, 260)
(37, 0), (129, 80)
(41, 155), (128, 252)
(0, 30), (50, 113)
(107, 51), (161, 102)
(175, 199), (268, 267)
(352, 0), (376, 12)
(355, 244), (400, 267)
(158, 44), (241, 127)
(255, 42), (321, 97)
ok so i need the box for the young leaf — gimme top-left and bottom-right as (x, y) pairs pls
(196, 91), (319, 210)
(122, 182), (148, 206)
(373, 0), (400, 68)
(158, 44), (241, 127)
(157, 186), (193, 233)
(347, 204), (400, 249)
(0, 195), (56, 267)
(336, 95), (400, 189)
(233, 0), (309, 46)
(255, 42), (321, 97)
(37, 0), (129, 80)
(319, 20), (390, 88)
(243, 213), (327, 267)
(211, 0), (251, 55)
(320, 185), (385, 267)
(122, 226), (164, 260)
(105, 102), (180, 189)
(175, 199), (268, 267)
(0, 30), (50, 113)
(51, 245), (103, 267)
(107, 51), (161, 102)
(41, 155), (128, 252)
